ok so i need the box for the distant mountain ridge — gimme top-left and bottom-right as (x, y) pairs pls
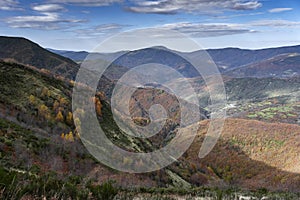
(47, 48), (128, 63)
(193, 45), (300, 70)
(47, 49), (90, 62)
(226, 53), (300, 78)
(49, 44), (300, 78)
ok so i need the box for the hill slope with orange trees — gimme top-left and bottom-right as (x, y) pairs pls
(176, 118), (300, 191)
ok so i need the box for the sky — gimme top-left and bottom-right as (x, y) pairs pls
(0, 0), (300, 52)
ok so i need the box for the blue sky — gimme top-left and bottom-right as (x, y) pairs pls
(0, 0), (300, 52)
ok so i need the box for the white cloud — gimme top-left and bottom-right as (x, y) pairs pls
(0, 0), (21, 10)
(74, 23), (129, 37)
(6, 12), (84, 30)
(268, 7), (293, 13)
(32, 4), (65, 12)
(76, 21), (257, 39)
(48, 0), (123, 6)
(159, 22), (255, 37)
(158, 20), (300, 39)
(233, 1), (261, 10)
(251, 20), (300, 27)
(126, 0), (262, 14)
(214, 12), (264, 19)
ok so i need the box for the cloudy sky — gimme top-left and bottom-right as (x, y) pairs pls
(0, 0), (300, 51)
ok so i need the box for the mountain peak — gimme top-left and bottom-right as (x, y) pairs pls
(149, 46), (172, 51)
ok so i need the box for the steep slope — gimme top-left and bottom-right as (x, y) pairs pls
(0, 60), (154, 152)
(0, 60), (74, 135)
(0, 61), (158, 191)
(0, 36), (116, 98)
(0, 36), (79, 80)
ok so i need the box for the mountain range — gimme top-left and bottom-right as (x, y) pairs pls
(0, 36), (300, 199)
(48, 44), (300, 78)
